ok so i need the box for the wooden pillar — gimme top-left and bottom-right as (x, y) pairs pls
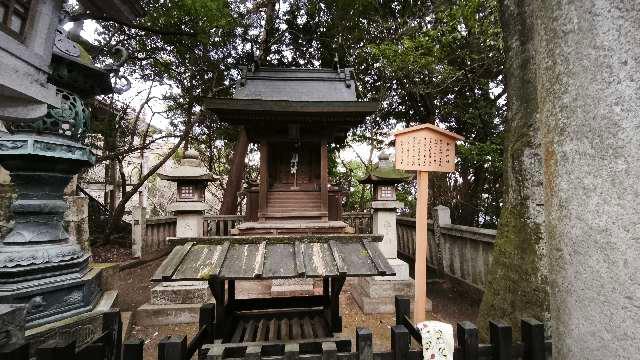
(414, 171), (428, 323)
(320, 139), (328, 213)
(259, 141), (269, 219)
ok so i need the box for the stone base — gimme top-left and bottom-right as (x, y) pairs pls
(134, 303), (203, 326)
(0, 266), (103, 329)
(271, 278), (314, 297)
(351, 276), (432, 314)
(24, 290), (117, 354)
(151, 281), (213, 305)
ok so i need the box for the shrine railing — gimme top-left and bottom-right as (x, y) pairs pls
(396, 215), (497, 295)
(342, 211), (372, 234)
(133, 216), (177, 253)
(203, 215), (245, 236)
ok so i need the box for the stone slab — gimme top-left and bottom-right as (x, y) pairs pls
(351, 277), (432, 314)
(151, 281), (213, 305)
(134, 303), (203, 326)
(271, 278), (314, 297)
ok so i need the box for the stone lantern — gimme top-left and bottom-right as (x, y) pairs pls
(158, 150), (217, 237)
(0, 3), (140, 329)
(352, 151), (416, 314)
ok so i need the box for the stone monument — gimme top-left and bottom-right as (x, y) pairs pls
(351, 152), (423, 313)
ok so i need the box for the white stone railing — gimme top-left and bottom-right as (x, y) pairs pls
(396, 206), (497, 293)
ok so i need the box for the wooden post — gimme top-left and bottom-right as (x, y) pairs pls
(122, 339), (144, 360)
(390, 325), (410, 360)
(456, 321), (479, 360)
(320, 139), (329, 213)
(414, 171), (428, 323)
(489, 321), (512, 360)
(521, 319), (545, 360)
(394, 123), (464, 324)
(259, 141), (269, 219)
(356, 328), (373, 360)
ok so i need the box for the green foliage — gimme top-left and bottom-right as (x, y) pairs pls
(93, 0), (505, 226)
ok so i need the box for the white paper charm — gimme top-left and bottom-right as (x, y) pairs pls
(417, 321), (454, 360)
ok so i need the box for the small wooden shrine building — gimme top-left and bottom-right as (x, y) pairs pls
(152, 67), (393, 347)
(204, 67), (378, 235)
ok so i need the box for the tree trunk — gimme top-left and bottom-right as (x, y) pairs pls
(532, 2), (640, 358)
(219, 127), (248, 215)
(257, 0), (277, 65)
(476, 0), (549, 341)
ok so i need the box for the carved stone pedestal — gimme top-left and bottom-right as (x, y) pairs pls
(0, 134), (101, 328)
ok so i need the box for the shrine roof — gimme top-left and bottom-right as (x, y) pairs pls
(203, 67), (379, 122)
(151, 234), (396, 281)
(78, 0), (145, 22)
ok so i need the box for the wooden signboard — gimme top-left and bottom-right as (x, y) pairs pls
(394, 123), (464, 323)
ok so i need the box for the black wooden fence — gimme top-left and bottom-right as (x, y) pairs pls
(0, 299), (550, 360)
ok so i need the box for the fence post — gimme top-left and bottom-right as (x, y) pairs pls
(394, 296), (410, 326)
(199, 303), (216, 344)
(158, 336), (186, 360)
(76, 344), (105, 360)
(521, 319), (545, 360)
(206, 344), (224, 360)
(36, 339), (76, 360)
(245, 345), (261, 360)
(390, 325), (409, 360)
(284, 343), (299, 360)
(322, 342), (337, 360)
(122, 339), (144, 360)
(0, 342), (29, 360)
(132, 206), (146, 258)
(489, 321), (512, 360)
(456, 321), (478, 360)
(103, 309), (123, 360)
(355, 328), (372, 360)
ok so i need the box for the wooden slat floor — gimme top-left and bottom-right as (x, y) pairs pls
(229, 315), (330, 343)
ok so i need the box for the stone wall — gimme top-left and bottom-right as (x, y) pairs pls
(396, 207), (496, 295)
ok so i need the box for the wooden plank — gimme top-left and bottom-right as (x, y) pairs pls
(280, 318), (290, 341)
(263, 243), (296, 278)
(256, 319), (268, 342)
(294, 241), (305, 276)
(151, 243), (192, 281)
(231, 321), (244, 343)
(220, 243), (262, 278)
(208, 242), (230, 279)
(244, 320), (256, 342)
(302, 317), (315, 339)
(312, 316), (328, 338)
(328, 241), (347, 275)
(161, 242), (194, 281)
(173, 244), (226, 280)
(363, 241), (394, 275)
(259, 141), (269, 214)
(268, 318), (277, 341)
(291, 318), (301, 340)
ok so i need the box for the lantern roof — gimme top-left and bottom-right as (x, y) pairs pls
(359, 152), (413, 185)
(158, 150), (218, 182)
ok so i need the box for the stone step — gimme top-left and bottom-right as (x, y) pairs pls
(261, 211), (327, 218)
